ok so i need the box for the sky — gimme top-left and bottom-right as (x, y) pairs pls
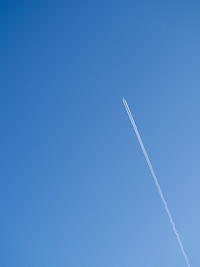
(1, 1), (200, 266)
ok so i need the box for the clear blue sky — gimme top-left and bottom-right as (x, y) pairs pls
(1, 1), (200, 266)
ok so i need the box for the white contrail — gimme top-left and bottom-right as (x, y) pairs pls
(123, 98), (191, 267)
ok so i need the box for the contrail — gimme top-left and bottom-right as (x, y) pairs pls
(123, 98), (191, 267)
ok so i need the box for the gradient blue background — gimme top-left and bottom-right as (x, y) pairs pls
(1, 1), (200, 266)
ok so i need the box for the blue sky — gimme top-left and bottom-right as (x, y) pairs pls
(1, 1), (200, 266)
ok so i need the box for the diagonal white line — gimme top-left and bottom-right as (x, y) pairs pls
(123, 98), (191, 267)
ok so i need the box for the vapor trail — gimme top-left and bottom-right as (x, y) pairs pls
(123, 98), (190, 267)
